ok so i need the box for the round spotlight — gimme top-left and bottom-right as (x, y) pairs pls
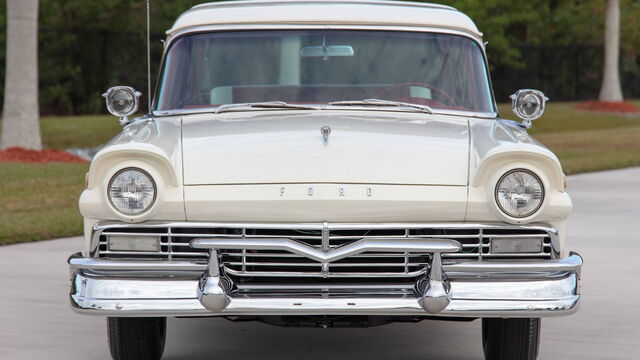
(509, 89), (548, 128)
(103, 86), (141, 119)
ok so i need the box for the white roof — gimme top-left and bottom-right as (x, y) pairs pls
(168, 0), (481, 38)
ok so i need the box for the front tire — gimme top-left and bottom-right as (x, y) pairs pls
(108, 317), (166, 360)
(482, 318), (540, 360)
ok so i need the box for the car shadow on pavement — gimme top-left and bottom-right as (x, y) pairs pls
(164, 316), (483, 360)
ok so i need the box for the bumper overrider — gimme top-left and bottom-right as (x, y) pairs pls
(68, 226), (582, 318)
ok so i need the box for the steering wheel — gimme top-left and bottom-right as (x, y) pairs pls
(378, 82), (456, 106)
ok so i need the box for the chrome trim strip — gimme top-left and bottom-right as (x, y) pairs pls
(92, 220), (559, 231)
(445, 252), (582, 274)
(192, 237), (461, 263)
(69, 253), (580, 279)
(187, 1), (457, 15)
(236, 283), (416, 290)
(152, 106), (498, 120)
(165, 24), (483, 47)
(222, 268), (428, 278)
(68, 252), (207, 272)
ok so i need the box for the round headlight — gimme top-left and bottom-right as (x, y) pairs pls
(108, 168), (156, 215)
(103, 86), (141, 118)
(495, 169), (544, 218)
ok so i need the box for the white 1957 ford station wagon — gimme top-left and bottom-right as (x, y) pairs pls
(68, 1), (582, 359)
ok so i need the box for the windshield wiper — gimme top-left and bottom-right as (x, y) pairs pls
(328, 99), (434, 114)
(215, 101), (319, 114)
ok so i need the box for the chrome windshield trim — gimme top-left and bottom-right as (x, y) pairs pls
(165, 24), (484, 45)
(152, 106), (498, 119)
(153, 24), (497, 115)
(186, 1), (457, 17)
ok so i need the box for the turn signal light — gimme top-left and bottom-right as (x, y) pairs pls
(107, 236), (160, 252)
(490, 238), (542, 254)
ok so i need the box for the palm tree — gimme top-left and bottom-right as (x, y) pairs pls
(1, 0), (41, 150)
(598, 0), (623, 102)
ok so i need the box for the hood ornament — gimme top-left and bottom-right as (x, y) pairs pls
(321, 126), (331, 145)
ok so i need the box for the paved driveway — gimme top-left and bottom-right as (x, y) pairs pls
(1, 167), (639, 360)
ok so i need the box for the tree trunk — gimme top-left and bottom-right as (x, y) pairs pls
(1, 0), (41, 150)
(599, 0), (623, 102)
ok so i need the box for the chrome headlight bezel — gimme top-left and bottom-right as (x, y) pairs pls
(107, 167), (157, 216)
(494, 169), (545, 219)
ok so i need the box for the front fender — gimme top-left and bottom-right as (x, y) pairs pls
(466, 119), (571, 226)
(79, 118), (185, 224)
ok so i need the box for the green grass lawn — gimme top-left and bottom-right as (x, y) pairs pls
(1, 104), (640, 245)
(0, 114), (118, 245)
(40, 114), (122, 149)
(0, 162), (88, 245)
(498, 101), (640, 174)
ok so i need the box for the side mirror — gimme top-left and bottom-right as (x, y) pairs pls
(509, 89), (548, 129)
(102, 86), (142, 126)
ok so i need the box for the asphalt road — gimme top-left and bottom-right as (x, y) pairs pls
(1, 167), (639, 360)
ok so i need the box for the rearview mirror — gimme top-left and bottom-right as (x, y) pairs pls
(509, 89), (548, 129)
(300, 45), (354, 60)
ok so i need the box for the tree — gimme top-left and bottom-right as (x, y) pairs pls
(1, 0), (41, 150)
(599, 0), (624, 102)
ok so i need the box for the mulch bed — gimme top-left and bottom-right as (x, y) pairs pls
(0, 147), (88, 163)
(575, 101), (640, 114)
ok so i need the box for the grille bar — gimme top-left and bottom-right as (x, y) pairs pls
(223, 268), (429, 278)
(224, 262), (429, 267)
(222, 252), (430, 258)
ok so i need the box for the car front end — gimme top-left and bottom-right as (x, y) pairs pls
(69, 1), (582, 359)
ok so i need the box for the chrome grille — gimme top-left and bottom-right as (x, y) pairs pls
(94, 223), (555, 281)
(218, 227), (553, 279)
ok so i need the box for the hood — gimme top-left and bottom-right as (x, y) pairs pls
(181, 110), (469, 186)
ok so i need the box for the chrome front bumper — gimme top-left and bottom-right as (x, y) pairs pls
(68, 251), (582, 318)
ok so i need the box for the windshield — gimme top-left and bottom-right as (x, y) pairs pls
(155, 30), (494, 113)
